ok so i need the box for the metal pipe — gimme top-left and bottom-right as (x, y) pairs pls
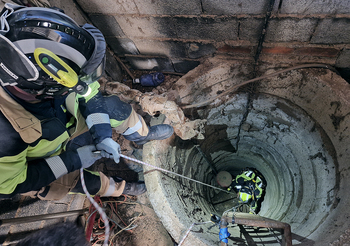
(223, 213), (292, 246)
(0, 209), (88, 226)
(113, 54), (135, 80)
(220, 217), (229, 246)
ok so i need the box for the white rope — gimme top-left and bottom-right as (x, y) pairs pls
(80, 168), (110, 246)
(80, 153), (231, 245)
(178, 221), (212, 246)
(120, 154), (231, 194)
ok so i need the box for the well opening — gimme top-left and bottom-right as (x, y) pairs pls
(143, 60), (350, 245)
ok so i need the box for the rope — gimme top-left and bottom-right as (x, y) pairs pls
(178, 221), (212, 246)
(120, 154), (231, 194)
(82, 153), (231, 244)
(80, 168), (110, 246)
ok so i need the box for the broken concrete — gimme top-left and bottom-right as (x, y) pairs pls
(100, 78), (206, 140)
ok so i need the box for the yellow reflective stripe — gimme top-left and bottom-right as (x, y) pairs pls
(76, 81), (100, 102)
(0, 150), (27, 194)
(237, 171), (256, 182)
(239, 192), (252, 202)
(84, 169), (100, 176)
(27, 131), (69, 158)
(110, 119), (124, 128)
(66, 116), (75, 128)
(60, 104), (67, 113)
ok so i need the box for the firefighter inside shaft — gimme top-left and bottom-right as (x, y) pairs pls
(0, 3), (174, 200)
(228, 168), (266, 214)
(214, 168), (267, 244)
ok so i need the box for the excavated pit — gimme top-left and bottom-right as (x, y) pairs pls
(143, 59), (350, 245)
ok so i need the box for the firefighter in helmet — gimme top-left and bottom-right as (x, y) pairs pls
(0, 3), (173, 200)
(229, 168), (266, 213)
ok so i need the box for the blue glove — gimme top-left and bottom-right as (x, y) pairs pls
(96, 138), (121, 163)
(77, 145), (102, 168)
(219, 227), (231, 244)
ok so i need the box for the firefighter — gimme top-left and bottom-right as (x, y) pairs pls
(229, 168), (266, 213)
(0, 4), (173, 200)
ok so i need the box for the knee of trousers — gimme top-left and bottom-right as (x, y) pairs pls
(22, 170), (81, 201)
(104, 95), (132, 121)
(98, 173), (126, 197)
(114, 108), (149, 137)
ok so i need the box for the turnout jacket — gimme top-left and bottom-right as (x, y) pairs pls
(231, 169), (266, 211)
(0, 82), (111, 197)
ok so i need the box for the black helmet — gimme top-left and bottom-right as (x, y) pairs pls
(0, 3), (106, 98)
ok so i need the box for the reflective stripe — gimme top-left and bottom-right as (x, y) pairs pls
(103, 178), (116, 197)
(239, 192), (251, 203)
(86, 113), (110, 129)
(238, 170), (256, 182)
(123, 115), (142, 136)
(45, 156), (68, 179)
(235, 185), (242, 189)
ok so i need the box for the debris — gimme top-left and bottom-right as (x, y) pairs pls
(100, 79), (206, 140)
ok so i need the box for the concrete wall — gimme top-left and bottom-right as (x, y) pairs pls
(60, 0), (350, 76)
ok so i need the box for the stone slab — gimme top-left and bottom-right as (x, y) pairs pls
(133, 0), (202, 15)
(115, 16), (177, 39)
(90, 14), (125, 37)
(202, 0), (270, 15)
(265, 18), (318, 42)
(336, 49), (350, 68)
(311, 18), (350, 44)
(174, 16), (239, 41)
(76, 0), (138, 14)
(280, 0), (350, 15)
(239, 18), (265, 43)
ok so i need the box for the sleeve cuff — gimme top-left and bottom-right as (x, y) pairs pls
(45, 156), (68, 179)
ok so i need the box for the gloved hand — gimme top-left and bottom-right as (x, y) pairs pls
(77, 145), (102, 169)
(219, 227), (231, 243)
(96, 137), (121, 163)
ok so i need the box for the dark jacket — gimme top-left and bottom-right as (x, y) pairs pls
(0, 82), (111, 197)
